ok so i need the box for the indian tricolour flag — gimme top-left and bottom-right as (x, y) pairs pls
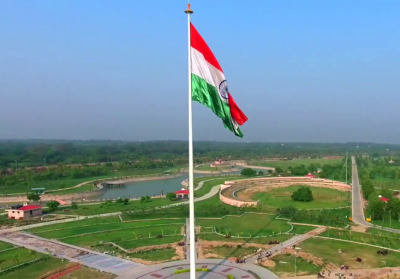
(190, 23), (248, 137)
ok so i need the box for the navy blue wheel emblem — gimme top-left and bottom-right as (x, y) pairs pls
(218, 80), (229, 102)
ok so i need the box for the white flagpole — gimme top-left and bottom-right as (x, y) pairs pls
(184, 3), (196, 279)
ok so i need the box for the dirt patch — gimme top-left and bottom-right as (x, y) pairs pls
(197, 240), (272, 259)
(175, 245), (185, 260)
(351, 225), (368, 233)
(180, 225), (185, 235)
(259, 259), (276, 268)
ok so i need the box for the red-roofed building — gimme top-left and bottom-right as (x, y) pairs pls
(380, 197), (389, 203)
(6, 205), (42, 220)
(305, 173), (316, 178)
(174, 189), (189, 199)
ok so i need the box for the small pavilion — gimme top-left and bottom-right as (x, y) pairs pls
(305, 173), (316, 178)
(174, 189), (189, 199)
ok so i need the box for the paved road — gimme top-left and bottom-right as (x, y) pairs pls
(351, 156), (371, 227)
(351, 156), (400, 233)
(0, 232), (141, 275)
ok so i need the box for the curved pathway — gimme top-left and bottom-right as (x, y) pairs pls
(119, 259), (280, 279)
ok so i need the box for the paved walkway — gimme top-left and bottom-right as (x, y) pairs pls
(119, 259), (280, 279)
(351, 156), (400, 234)
(0, 231), (141, 275)
(249, 227), (326, 263)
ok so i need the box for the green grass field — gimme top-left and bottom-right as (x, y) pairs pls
(0, 258), (66, 279)
(197, 213), (292, 237)
(320, 229), (400, 249)
(250, 158), (342, 169)
(269, 254), (320, 275)
(27, 218), (185, 250)
(253, 186), (350, 209)
(299, 238), (400, 268)
(53, 197), (181, 216)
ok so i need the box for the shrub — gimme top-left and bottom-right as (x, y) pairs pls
(291, 186), (314, 202)
(70, 202), (78, 209)
(227, 275), (235, 279)
(241, 168), (257, 176)
(157, 235), (163, 238)
(166, 192), (176, 200)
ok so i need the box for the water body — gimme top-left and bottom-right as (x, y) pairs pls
(100, 166), (266, 199)
(100, 172), (238, 199)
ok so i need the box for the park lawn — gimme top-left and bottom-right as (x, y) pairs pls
(291, 208), (351, 228)
(299, 238), (400, 268)
(52, 198), (179, 216)
(0, 241), (15, 252)
(197, 233), (291, 244)
(0, 257), (66, 279)
(32, 221), (184, 239)
(60, 225), (183, 247)
(320, 229), (400, 250)
(26, 216), (121, 233)
(114, 235), (184, 250)
(290, 225), (316, 235)
(204, 245), (256, 258)
(250, 158), (342, 169)
(253, 185), (350, 209)
(131, 248), (177, 261)
(268, 254), (320, 275)
(197, 213), (292, 237)
(0, 247), (46, 270)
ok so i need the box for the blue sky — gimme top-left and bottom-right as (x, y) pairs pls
(1, 0), (399, 143)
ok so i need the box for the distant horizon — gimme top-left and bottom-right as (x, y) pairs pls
(0, 138), (399, 146)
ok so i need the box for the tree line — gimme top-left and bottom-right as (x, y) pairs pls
(1, 140), (397, 170)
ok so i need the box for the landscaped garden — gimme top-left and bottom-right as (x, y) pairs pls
(0, 241), (114, 279)
(298, 238), (400, 268)
(267, 253), (320, 276)
(253, 185), (350, 209)
(320, 229), (400, 249)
